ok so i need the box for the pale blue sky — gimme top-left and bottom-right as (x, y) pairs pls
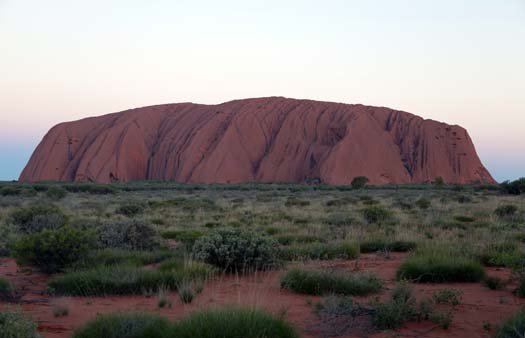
(1, 0), (524, 181)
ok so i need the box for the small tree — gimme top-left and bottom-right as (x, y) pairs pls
(45, 186), (67, 200)
(500, 178), (525, 195)
(351, 176), (369, 189)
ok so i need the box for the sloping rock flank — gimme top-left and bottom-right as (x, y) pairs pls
(20, 97), (495, 184)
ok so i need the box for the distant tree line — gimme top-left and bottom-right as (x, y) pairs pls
(500, 178), (525, 195)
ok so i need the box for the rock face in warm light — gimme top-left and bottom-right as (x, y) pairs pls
(20, 97), (495, 185)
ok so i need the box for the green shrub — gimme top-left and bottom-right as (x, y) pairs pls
(45, 186), (67, 200)
(149, 197), (219, 212)
(415, 198), (431, 209)
(275, 234), (323, 245)
(325, 212), (353, 226)
(116, 203), (145, 217)
(432, 288), (461, 305)
(63, 184), (116, 194)
(456, 194), (473, 203)
(434, 176), (445, 187)
(72, 312), (170, 338)
(161, 229), (204, 247)
(12, 226), (97, 273)
(362, 198), (379, 206)
(453, 215), (475, 223)
(0, 277), (13, 300)
(325, 198), (354, 207)
(0, 225), (11, 257)
(278, 242), (359, 261)
(495, 310), (525, 338)
(0, 308), (40, 338)
(98, 221), (159, 250)
(374, 283), (416, 329)
(265, 227), (279, 235)
(495, 205), (518, 218)
(362, 206), (392, 224)
(168, 308), (299, 338)
(351, 176), (369, 189)
(396, 245), (485, 283)
(284, 197), (310, 207)
(280, 268), (382, 296)
(157, 257), (184, 271)
(373, 283), (456, 330)
(159, 259), (216, 280)
(500, 178), (525, 195)
(0, 186), (38, 197)
(193, 228), (279, 272)
(9, 204), (67, 233)
(69, 217), (103, 230)
(314, 296), (360, 316)
(360, 239), (416, 253)
(484, 276), (504, 290)
(518, 275), (525, 298)
(0, 186), (22, 196)
(76, 249), (175, 268)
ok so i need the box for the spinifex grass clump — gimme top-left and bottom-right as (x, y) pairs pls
(169, 308), (299, 338)
(0, 277), (13, 301)
(71, 312), (170, 338)
(160, 259), (216, 280)
(73, 308), (298, 338)
(479, 241), (523, 268)
(280, 268), (382, 296)
(517, 275), (525, 298)
(48, 262), (214, 296)
(278, 242), (359, 261)
(495, 310), (525, 338)
(396, 244), (485, 283)
(48, 265), (182, 296)
(84, 249), (175, 267)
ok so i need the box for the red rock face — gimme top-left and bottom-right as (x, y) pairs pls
(19, 97), (495, 184)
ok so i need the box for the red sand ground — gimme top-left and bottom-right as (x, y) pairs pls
(1, 253), (522, 338)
